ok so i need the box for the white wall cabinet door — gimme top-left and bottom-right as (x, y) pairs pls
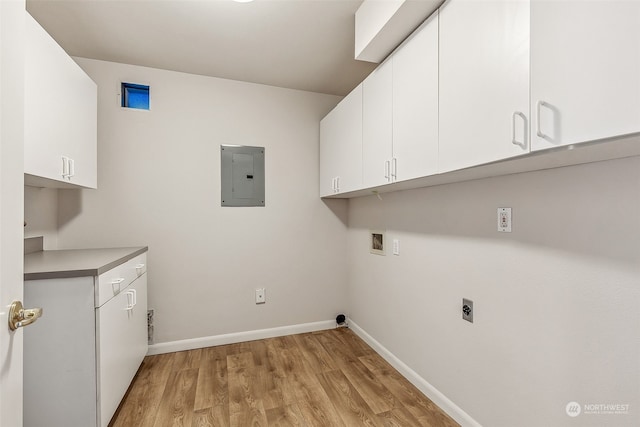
(319, 84), (363, 196)
(392, 11), (439, 181)
(24, 13), (97, 189)
(439, 0), (530, 173)
(531, 0), (640, 151)
(362, 60), (393, 188)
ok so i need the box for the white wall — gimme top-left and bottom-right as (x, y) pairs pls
(53, 58), (348, 344)
(24, 186), (58, 249)
(347, 156), (640, 426)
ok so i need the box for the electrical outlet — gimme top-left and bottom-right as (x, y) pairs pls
(462, 299), (473, 323)
(497, 207), (512, 232)
(392, 239), (400, 256)
(255, 288), (266, 304)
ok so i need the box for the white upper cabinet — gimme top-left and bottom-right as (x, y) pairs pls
(439, 0), (530, 173)
(392, 11), (439, 181)
(362, 11), (439, 188)
(24, 13), (97, 189)
(320, 0), (639, 198)
(531, 0), (640, 151)
(319, 84), (363, 196)
(362, 60), (393, 188)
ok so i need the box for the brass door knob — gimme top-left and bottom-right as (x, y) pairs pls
(8, 300), (42, 331)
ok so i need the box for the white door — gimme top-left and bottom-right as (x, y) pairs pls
(0, 1), (26, 426)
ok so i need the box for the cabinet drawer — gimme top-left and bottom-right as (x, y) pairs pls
(96, 253), (146, 307)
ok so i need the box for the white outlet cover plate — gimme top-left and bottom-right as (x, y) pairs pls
(497, 207), (512, 232)
(255, 288), (266, 304)
(392, 239), (400, 255)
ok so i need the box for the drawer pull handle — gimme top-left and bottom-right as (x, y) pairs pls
(111, 278), (125, 294)
(135, 264), (145, 275)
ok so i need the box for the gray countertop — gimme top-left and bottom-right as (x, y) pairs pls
(24, 247), (148, 281)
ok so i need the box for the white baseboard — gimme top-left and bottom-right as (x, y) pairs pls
(147, 319), (335, 356)
(348, 319), (482, 427)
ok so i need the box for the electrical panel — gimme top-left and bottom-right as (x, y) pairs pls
(221, 145), (265, 207)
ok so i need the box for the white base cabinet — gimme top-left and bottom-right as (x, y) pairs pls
(24, 252), (148, 427)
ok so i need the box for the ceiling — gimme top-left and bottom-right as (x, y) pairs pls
(26, 0), (379, 96)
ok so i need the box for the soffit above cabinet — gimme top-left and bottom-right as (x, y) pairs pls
(355, 0), (444, 63)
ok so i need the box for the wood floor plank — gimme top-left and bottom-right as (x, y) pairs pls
(293, 332), (338, 374)
(173, 348), (203, 371)
(359, 354), (459, 427)
(326, 327), (373, 357)
(153, 367), (199, 427)
(227, 352), (268, 427)
(249, 339), (274, 371)
(111, 329), (459, 427)
(110, 353), (175, 427)
(339, 357), (396, 414)
(256, 364), (286, 411)
(265, 403), (307, 427)
(295, 388), (346, 427)
(192, 406), (230, 427)
(376, 407), (423, 427)
(270, 336), (321, 404)
(317, 330), (396, 415)
(264, 339), (299, 406)
(194, 346), (228, 411)
(316, 369), (383, 427)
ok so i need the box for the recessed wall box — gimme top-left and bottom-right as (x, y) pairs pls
(221, 145), (265, 207)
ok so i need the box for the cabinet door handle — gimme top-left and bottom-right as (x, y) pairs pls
(384, 160), (390, 181)
(511, 111), (527, 149)
(61, 156), (69, 178)
(126, 290), (135, 310)
(68, 158), (75, 179)
(131, 289), (137, 307)
(335, 176), (340, 193)
(391, 158), (397, 181)
(536, 100), (550, 140)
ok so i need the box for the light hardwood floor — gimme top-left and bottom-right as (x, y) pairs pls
(110, 328), (459, 427)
